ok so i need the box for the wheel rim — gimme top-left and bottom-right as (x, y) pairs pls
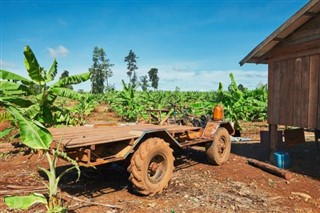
(147, 154), (166, 184)
(217, 135), (227, 156)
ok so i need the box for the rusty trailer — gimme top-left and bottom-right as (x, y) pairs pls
(49, 121), (233, 196)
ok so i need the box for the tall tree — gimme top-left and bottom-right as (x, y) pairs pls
(59, 70), (73, 90)
(148, 68), (159, 90)
(100, 49), (113, 91)
(140, 75), (149, 91)
(89, 47), (113, 94)
(124, 50), (138, 87)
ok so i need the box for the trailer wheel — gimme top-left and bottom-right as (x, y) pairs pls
(205, 127), (231, 165)
(127, 137), (174, 196)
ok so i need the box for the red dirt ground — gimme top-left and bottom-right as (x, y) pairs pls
(0, 105), (320, 212)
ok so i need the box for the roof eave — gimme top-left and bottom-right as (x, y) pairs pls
(240, 0), (320, 66)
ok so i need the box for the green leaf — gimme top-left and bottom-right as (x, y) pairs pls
(24, 103), (41, 119)
(0, 70), (32, 85)
(51, 87), (81, 101)
(52, 72), (91, 88)
(4, 193), (47, 210)
(46, 59), (58, 83)
(0, 81), (32, 96)
(2, 97), (34, 108)
(0, 128), (12, 138)
(55, 148), (81, 181)
(5, 104), (52, 150)
(24, 46), (46, 85)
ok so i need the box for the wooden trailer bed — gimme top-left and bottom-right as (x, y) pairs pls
(49, 124), (203, 149)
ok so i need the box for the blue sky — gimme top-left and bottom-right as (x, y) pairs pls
(1, 0), (308, 91)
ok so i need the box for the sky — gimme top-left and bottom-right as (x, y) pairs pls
(0, 0), (309, 91)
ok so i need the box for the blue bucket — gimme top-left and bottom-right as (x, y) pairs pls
(274, 151), (291, 169)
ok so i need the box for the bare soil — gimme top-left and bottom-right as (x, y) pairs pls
(1, 106), (320, 212)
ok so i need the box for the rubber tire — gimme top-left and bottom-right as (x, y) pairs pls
(205, 127), (231, 165)
(127, 138), (174, 196)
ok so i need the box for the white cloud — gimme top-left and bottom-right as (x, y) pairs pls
(48, 45), (69, 58)
(0, 59), (17, 68)
(72, 62), (268, 92)
(136, 63), (268, 91)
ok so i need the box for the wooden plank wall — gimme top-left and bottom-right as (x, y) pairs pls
(268, 54), (320, 129)
(267, 13), (320, 129)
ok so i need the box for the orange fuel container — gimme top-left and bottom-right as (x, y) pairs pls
(213, 104), (224, 121)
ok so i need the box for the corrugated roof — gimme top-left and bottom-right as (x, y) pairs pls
(240, 0), (320, 66)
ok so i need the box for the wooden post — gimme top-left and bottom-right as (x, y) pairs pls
(315, 128), (320, 150)
(269, 124), (278, 162)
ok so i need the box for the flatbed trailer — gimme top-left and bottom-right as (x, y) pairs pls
(49, 121), (233, 196)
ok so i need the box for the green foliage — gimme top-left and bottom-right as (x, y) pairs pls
(140, 75), (149, 91)
(1, 100), (52, 150)
(59, 70), (73, 90)
(103, 74), (267, 129)
(124, 50), (139, 87)
(1, 46), (83, 212)
(89, 47), (113, 94)
(0, 128), (13, 139)
(148, 68), (159, 90)
(4, 193), (47, 210)
(39, 150), (80, 211)
(0, 45), (91, 127)
(70, 93), (100, 125)
(2, 101), (80, 212)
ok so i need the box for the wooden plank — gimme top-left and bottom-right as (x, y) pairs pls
(286, 58), (296, 125)
(318, 56), (320, 129)
(62, 136), (138, 149)
(272, 61), (281, 125)
(293, 57), (303, 126)
(308, 54), (319, 128)
(279, 13), (320, 46)
(300, 56), (310, 128)
(267, 60), (275, 124)
(279, 59), (289, 125)
(266, 38), (320, 61)
(50, 124), (201, 148)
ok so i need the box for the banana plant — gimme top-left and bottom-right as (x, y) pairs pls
(0, 45), (91, 127)
(117, 80), (144, 121)
(2, 98), (80, 213)
(0, 46), (85, 211)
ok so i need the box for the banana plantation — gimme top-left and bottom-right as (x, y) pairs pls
(0, 45), (268, 211)
(0, 47), (268, 131)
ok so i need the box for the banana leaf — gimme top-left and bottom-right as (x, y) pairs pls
(0, 128), (12, 138)
(5, 104), (52, 150)
(51, 72), (91, 88)
(45, 59), (58, 83)
(0, 70), (31, 85)
(4, 193), (47, 210)
(51, 87), (82, 101)
(1, 96), (34, 108)
(23, 46), (46, 85)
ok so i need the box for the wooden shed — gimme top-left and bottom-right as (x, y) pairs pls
(240, 0), (320, 155)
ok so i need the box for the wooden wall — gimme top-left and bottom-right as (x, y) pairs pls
(268, 54), (320, 129)
(267, 13), (320, 129)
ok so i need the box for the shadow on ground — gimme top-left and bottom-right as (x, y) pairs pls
(50, 141), (320, 199)
(49, 148), (209, 198)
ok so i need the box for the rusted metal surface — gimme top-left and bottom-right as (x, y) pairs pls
(49, 124), (201, 149)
